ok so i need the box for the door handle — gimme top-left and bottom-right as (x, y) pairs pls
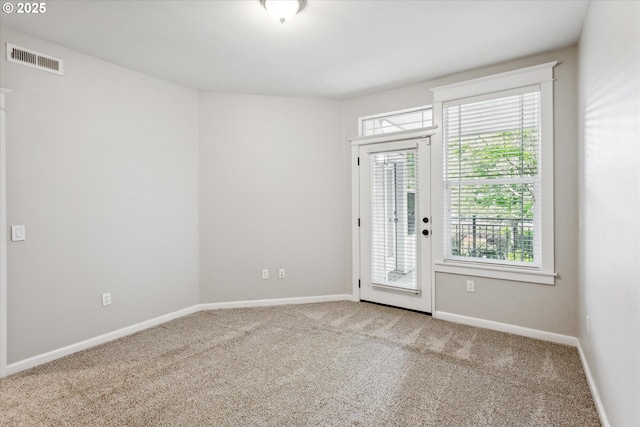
(422, 230), (429, 236)
(423, 217), (429, 223)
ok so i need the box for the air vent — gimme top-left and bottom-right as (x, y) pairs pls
(6, 43), (63, 75)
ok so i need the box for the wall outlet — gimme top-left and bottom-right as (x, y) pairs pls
(101, 292), (112, 307)
(586, 315), (590, 335)
(466, 280), (475, 292)
(262, 269), (269, 279)
(279, 268), (285, 278)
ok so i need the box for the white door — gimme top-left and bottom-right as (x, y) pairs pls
(358, 137), (431, 312)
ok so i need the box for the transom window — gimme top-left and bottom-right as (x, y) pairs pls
(360, 106), (432, 136)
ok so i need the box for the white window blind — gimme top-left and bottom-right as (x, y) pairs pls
(370, 149), (419, 290)
(443, 87), (541, 267)
(361, 106), (432, 136)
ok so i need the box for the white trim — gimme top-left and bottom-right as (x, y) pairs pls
(576, 339), (610, 427)
(0, 88), (11, 378)
(434, 262), (556, 285)
(198, 294), (356, 311)
(539, 78), (555, 273)
(2, 294), (356, 377)
(433, 310), (608, 425)
(351, 145), (361, 300)
(366, 140), (417, 153)
(433, 311), (577, 346)
(432, 61), (557, 102)
(431, 97), (443, 314)
(450, 176), (537, 187)
(442, 84), (540, 108)
(2, 288), (607, 427)
(4, 305), (200, 377)
(349, 127), (437, 146)
(2, 292), (607, 427)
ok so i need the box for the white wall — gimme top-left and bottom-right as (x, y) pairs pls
(344, 46), (579, 335)
(0, 28), (200, 364)
(198, 93), (347, 303)
(578, 1), (640, 425)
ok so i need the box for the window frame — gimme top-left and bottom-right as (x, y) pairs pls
(431, 62), (557, 285)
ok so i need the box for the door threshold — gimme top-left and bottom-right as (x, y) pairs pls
(372, 282), (421, 294)
(360, 300), (432, 316)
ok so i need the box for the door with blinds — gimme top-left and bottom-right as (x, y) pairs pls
(359, 136), (432, 313)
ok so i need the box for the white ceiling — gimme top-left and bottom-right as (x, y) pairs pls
(0, 0), (589, 99)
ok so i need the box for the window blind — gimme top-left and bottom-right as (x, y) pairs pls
(443, 88), (541, 267)
(370, 149), (419, 290)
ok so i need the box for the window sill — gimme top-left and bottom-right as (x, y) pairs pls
(434, 261), (556, 285)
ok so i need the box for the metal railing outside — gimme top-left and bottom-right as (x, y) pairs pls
(450, 216), (534, 262)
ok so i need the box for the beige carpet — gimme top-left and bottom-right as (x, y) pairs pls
(0, 301), (599, 426)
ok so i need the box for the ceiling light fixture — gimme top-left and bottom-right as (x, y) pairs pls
(261, 0), (306, 24)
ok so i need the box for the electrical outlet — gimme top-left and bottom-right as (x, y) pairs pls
(466, 280), (475, 292)
(262, 269), (269, 279)
(101, 292), (112, 307)
(586, 315), (590, 335)
(279, 268), (285, 279)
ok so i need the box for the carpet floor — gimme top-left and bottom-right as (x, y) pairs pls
(0, 301), (600, 426)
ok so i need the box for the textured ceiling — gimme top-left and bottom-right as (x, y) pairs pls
(0, 0), (589, 99)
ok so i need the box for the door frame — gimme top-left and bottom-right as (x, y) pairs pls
(350, 127), (437, 313)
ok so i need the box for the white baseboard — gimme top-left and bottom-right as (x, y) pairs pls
(434, 311), (608, 425)
(2, 298), (609, 427)
(4, 305), (200, 377)
(433, 311), (578, 346)
(198, 294), (356, 311)
(576, 339), (610, 427)
(3, 294), (356, 377)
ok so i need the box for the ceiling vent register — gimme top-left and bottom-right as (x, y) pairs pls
(6, 43), (63, 75)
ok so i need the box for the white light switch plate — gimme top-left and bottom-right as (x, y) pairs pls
(11, 225), (26, 242)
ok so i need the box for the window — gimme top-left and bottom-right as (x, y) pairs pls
(443, 88), (540, 267)
(432, 62), (556, 284)
(370, 149), (419, 290)
(360, 106), (432, 136)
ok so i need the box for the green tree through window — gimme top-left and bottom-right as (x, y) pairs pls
(444, 91), (540, 264)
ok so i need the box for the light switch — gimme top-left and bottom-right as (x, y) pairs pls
(11, 225), (26, 242)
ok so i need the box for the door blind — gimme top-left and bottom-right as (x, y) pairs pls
(370, 149), (419, 290)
